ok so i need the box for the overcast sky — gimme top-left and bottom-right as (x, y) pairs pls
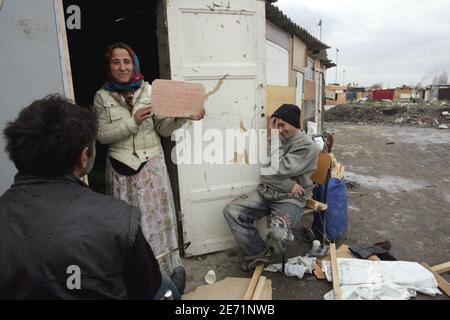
(274, 0), (450, 87)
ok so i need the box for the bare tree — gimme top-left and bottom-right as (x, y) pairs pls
(432, 71), (448, 85)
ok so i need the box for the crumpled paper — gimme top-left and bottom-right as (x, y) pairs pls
(264, 256), (317, 279)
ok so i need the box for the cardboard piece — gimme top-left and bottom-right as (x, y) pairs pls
(319, 244), (380, 262)
(266, 85), (296, 116)
(151, 79), (206, 118)
(313, 262), (327, 280)
(182, 277), (272, 300)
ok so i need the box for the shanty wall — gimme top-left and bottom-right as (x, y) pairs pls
(0, 0), (66, 194)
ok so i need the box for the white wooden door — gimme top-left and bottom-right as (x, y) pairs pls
(166, 0), (267, 256)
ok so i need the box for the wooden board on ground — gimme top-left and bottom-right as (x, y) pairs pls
(182, 277), (272, 300)
(151, 79), (206, 118)
(431, 262), (450, 274)
(267, 85), (296, 116)
(330, 243), (342, 300)
(421, 263), (450, 297)
(244, 264), (264, 300)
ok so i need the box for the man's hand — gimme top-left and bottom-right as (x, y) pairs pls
(134, 107), (153, 126)
(270, 117), (279, 130)
(291, 184), (305, 195)
(189, 107), (206, 121)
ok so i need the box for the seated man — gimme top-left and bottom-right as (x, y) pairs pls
(223, 104), (321, 271)
(0, 95), (179, 299)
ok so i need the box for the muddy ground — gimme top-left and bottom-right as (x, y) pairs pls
(182, 123), (450, 300)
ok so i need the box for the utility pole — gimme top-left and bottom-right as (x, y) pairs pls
(343, 70), (346, 85)
(335, 48), (339, 84)
(318, 19), (322, 40)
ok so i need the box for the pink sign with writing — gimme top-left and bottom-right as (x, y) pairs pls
(151, 79), (206, 118)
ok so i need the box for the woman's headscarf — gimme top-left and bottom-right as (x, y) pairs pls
(103, 42), (144, 92)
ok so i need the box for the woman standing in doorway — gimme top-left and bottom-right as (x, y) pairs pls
(93, 43), (205, 289)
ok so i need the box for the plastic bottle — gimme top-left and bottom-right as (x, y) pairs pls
(308, 241), (329, 258)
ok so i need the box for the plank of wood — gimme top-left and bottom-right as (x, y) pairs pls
(431, 262), (450, 274)
(330, 243), (342, 300)
(243, 264), (264, 300)
(421, 263), (450, 297)
(54, 0), (75, 101)
(306, 199), (328, 211)
(252, 276), (267, 300)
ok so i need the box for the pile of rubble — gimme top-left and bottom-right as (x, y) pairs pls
(325, 101), (450, 129)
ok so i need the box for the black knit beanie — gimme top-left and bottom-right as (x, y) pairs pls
(272, 104), (301, 129)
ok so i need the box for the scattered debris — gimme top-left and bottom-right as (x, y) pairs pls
(345, 180), (360, 189)
(325, 100), (450, 128)
(264, 256), (316, 279)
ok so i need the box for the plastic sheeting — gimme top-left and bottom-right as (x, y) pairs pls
(324, 258), (441, 300)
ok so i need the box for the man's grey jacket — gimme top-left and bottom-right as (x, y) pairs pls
(258, 131), (321, 208)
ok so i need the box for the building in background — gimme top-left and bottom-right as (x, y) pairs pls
(265, 3), (335, 133)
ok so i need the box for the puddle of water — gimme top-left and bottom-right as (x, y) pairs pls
(345, 171), (430, 192)
(378, 127), (450, 146)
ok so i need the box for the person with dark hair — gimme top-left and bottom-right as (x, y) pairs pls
(0, 95), (178, 299)
(94, 42), (204, 292)
(223, 104), (321, 271)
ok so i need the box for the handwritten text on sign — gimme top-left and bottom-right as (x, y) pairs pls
(151, 80), (206, 118)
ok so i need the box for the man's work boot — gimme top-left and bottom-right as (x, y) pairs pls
(241, 250), (273, 272)
(170, 266), (186, 295)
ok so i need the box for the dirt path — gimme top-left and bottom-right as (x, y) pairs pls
(182, 123), (450, 300)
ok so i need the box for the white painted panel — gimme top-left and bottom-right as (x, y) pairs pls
(167, 0), (267, 256)
(315, 72), (323, 132)
(296, 72), (304, 109)
(265, 40), (289, 86)
(0, 0), (66, 194)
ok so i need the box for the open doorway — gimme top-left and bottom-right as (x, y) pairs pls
(63, 0), (160, 193)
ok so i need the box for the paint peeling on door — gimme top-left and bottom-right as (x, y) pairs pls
(206, 74), (229, 99)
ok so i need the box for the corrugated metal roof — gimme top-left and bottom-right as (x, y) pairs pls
(309, 49), (336, 68)
(265, 3), (330, 51)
